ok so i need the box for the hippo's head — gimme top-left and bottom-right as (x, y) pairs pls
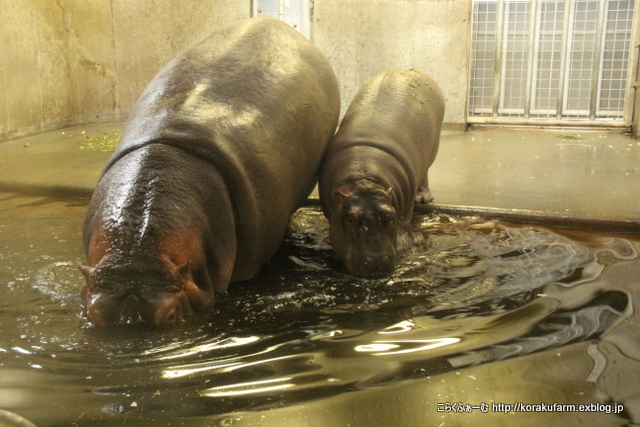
(329, 184), (398, 276)
(78, 256), (213, 326)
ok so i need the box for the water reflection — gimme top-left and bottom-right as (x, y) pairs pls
(448, 292), (627, 368)
(0, 197), (638, 425)
(200, 377), (295, 397)
(354, 338), (460, 356)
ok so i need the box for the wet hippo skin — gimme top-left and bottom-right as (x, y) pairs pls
(80, 17), (340, 325)
(319, 69), (444, 276)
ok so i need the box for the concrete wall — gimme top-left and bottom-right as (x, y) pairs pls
(1, 0), (470, 140)
(0, 0), (249, 140)
(3, 1), (639, 139)
(313, 0), (471, 125)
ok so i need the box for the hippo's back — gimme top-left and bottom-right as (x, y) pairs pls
(103, 17), (341, 280)
(329, 69), (444, 183)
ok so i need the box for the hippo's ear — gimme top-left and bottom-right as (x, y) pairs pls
(332, 188), (350, 208)
(177, 261), (191, 280)
(77, 265), (94, 281)
(384, 186), (394, 201)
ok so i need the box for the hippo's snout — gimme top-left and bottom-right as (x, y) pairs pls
(79, 257), (215, 326)
(83, 288), (194, 326)
(347, 251), (396, 277)
(363, 254), (395, 273)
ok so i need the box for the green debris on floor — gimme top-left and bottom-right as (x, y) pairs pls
(556, 134), (583, 141)
(80, 133), (120, 153)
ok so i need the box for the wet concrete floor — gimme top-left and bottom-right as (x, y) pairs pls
(1, 125), (639, 426)
(0, 122), (638, 227)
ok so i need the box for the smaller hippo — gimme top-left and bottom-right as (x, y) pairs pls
(319, 69), (444, 276)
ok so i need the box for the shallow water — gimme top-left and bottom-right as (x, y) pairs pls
(0, 192), (638, 426)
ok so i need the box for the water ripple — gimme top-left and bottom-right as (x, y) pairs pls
(0, 205), (637, 423)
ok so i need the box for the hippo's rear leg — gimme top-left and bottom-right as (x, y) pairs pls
(415, 175), (433, 204)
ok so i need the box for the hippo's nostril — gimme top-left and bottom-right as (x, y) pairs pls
(87, 310), (108, 327)
(165, 308), (178, 323)
(85, 294), (121, 326)
(155, 305), (181, 325)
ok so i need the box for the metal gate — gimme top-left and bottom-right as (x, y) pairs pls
(253, 0), (311, 38)
(468, 0), (637, 127)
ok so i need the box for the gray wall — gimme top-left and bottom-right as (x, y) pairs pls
(3, 1), (639, 140)
(0, 0), (249, 140)
(313, 0), (471, 125)
(0, 0), (470, 140)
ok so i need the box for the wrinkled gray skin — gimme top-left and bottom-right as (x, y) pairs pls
(81, 17), (340, 326)
(319, 69), (444, 276)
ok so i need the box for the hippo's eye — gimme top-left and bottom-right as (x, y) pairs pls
(346, 215), (357, 227)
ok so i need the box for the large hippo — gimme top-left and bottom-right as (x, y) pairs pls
(80, 17), (340, 325)
(318, 69), (444, 276)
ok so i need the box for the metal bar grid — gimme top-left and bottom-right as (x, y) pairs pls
(598, 0), (634, 118)
(623, 1), (640, 123)
(531, 0), (565, 118)
(499, 0), (529, 117)
(555, 0), (573, 118)
(524, 0), (539, 118)
(468, 1), (499, 117)
(588, 0), (607, 119)
(564, 0), (598, 118)
(468, 0), (636, 126)
(492, 0), (506, 116)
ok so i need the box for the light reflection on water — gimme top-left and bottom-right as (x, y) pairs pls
(0, 194), (638, 426)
